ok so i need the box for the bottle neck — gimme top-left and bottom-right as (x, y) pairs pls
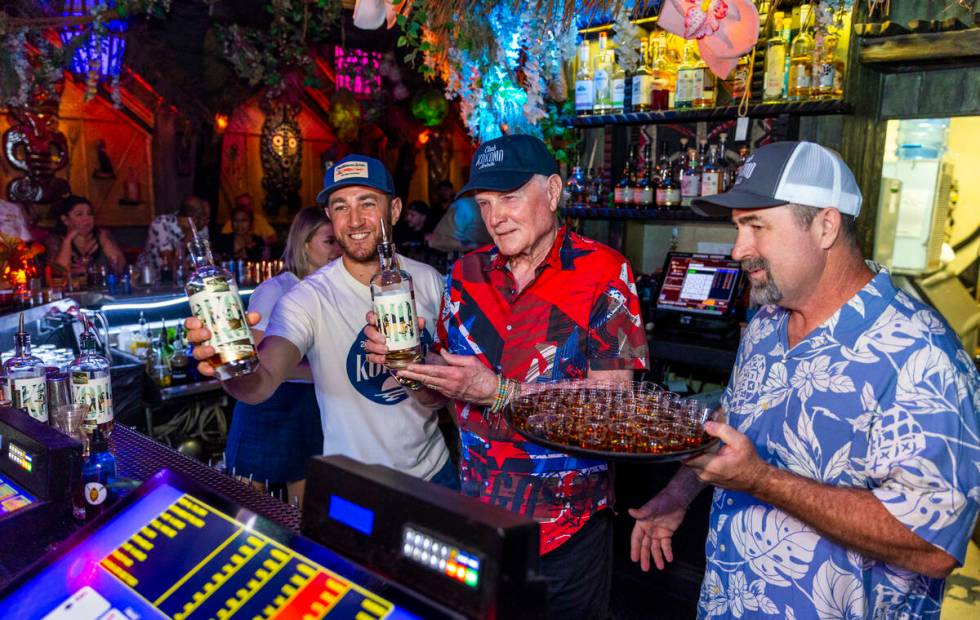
(80, 332), (98, 356)
(188, 238), (214, 269)
(378, 241), (395, 272)
(14, 332), (31, 358)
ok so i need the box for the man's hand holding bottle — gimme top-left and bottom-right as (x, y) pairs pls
(184, 312), (261, 378)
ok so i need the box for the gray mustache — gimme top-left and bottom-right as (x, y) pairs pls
(742, 257), (769, 272)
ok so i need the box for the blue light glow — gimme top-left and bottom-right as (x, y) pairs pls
(59, 1), (128, 79)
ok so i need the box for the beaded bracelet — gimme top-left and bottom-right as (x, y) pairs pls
(489, 375), (521, 413)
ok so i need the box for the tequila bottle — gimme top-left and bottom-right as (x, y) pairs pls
(185, 221), (258, 380)
(814, 30), (844, 98)
(574, 40), (594, 115)
(788, 5), (814, 100)
(593, 33), (614, 114)
(370, 219), (423, 388)
(5, 313), (47, 422)
(70, 313), (114, 436)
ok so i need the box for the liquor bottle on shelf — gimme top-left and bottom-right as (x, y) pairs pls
(701, 144), (722, 197)
(636, 145), (655, 209)
(587, 168), (600, 209)
(680, 145), (702, 207)
(693, 49), (717, 108)
(723, 54), (751, 104)
(5, 313), (47, 422)
(593, 32), (614, 114)
(614, 145), (635, 208)
(70, 312), (114, 437)
(764, 13), (789, 102)
(655, 141), (681, 210)
(631, 39), (654, 112)
(170, 325), (190, 385)
(130, 311), (151, 359)
(788, 4), (815, 100)
(718, 133), (732, 191)
(611, 46), (626, 113)
(566, 166), (586, 207)
(185, 220), (258, 381)
(371, 219), (423, 389)
(675, 39), (700, 109)
(574, 40), (594, 115)
(649, 31), (676, 110)
(814, 29), (844, 99)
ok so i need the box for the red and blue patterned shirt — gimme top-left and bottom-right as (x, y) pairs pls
(437, 226), (649, 554)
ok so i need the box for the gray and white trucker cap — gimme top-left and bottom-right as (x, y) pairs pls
(691, 141), (863, 217)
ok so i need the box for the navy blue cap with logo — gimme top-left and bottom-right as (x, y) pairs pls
(316, 154), (396, 205)
(457, 134), (559, 199)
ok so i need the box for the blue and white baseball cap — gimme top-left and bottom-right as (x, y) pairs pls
(316, 155), (396, 205)
(457, 134), (559, 199)
(692, 141), (863, 217)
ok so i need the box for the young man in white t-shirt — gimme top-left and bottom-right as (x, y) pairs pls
(185, 155), (454, 486)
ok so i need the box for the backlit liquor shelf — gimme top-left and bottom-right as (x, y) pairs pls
(560, 207), (731, 224)
(570, 99), (853, 127)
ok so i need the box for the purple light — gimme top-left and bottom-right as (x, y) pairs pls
(334, 46), (381, 97)
(59, 1), (127, 79)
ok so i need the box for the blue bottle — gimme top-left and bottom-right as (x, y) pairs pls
(82, 428), (117, 519)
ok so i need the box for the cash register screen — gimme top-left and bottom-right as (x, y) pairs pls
(0, 471), (35, 517)
(656, 253), (741, 316)
(0, 471), (446, 620)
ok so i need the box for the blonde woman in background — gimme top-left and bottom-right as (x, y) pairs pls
(224, 207), (340, 505)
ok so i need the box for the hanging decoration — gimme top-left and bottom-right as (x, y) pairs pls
(657, 0), (760, 78)
(3, 99), (71, 203)
(216, 0), (341, 101)
(260, 100), (302, 217)
(396, 0), (579, 154)
(411, 89), (449, 127)
(611, 9), (644, 74)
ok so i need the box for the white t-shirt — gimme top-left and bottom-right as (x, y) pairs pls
(248, 271), (300, 332)
(265, 255), (449, 480)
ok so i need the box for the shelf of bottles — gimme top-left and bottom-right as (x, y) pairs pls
(572, 1), (852, 127)
(559, 206), (730, 223)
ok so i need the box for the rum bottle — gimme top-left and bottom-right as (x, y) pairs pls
(5, 313), (47, 422)
(70, 312), (114, 436)
(185, 222), (258, 380)
(371, 220), (423, 387)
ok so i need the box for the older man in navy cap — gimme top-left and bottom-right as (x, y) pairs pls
(365, 134), (650, 619)
(630, 141), (979, 619)
(186, 155), (457, 490)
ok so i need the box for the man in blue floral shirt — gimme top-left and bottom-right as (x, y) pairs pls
(630, 142), (980, 619)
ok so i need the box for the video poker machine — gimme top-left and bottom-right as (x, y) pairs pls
(0, 407), (83, 556)
(0, 456), (546, 619)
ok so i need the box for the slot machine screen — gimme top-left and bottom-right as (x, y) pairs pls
(656, 253), (741, 316)
(0, 470), (455, 620)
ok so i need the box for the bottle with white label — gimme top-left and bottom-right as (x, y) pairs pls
(611, 50), (626, 113)
(4, 313), (47, 422)
(185, 220), (258, 380)
(371, 219), (423, 389)
(593, 32), (614, 114)
(70, 313), (114, 436)
(574, 40), (594, 115)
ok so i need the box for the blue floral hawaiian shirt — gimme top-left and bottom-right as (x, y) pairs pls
(701, 266), (980, 619)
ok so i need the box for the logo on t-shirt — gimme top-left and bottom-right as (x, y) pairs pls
(347, 328), (433, 405)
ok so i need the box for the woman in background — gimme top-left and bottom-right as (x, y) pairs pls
(46, 195), (126, 278)
(225, 207), (340, 505)
(213, 203), (269, 261)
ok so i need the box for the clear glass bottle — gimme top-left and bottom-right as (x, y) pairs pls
(611, 46), (626, 113)
(631, 39), (653, 112)
(5, 313), (47, 422)
(592, 32), (614, 114)
(788, 5), (814, 100)
(70, 314), (114, 437)
(185, 224), (258, 380)
(574, 40), (594, 115)
(675, 39), (700, 109)
(371, 219), (423, 389)
(169, 325), (190, 385)
(814, 30), (844, 98)
(145, 329), (172, 387)
(130, 311), (151, 359)
(701, 144), (722, 197)
(764, 14), (790, 102)
(649, 31), (676, 110)
(680, 145), (702, 206)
